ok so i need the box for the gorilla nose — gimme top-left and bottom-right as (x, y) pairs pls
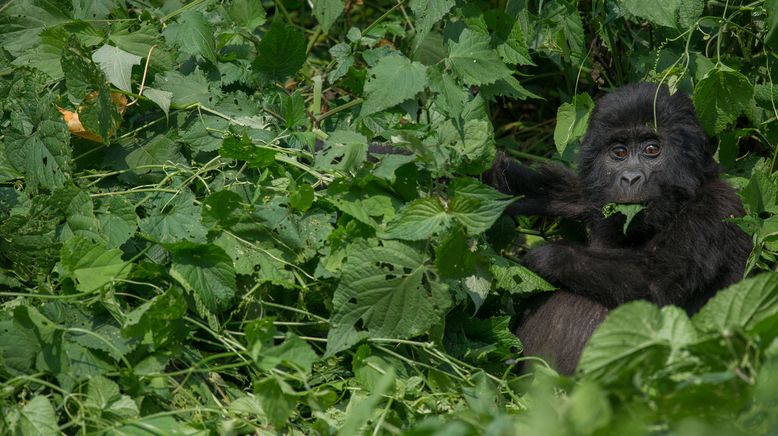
(620, 171), (643, 187)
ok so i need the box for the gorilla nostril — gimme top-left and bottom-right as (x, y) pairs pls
(620, 171), (643, 187)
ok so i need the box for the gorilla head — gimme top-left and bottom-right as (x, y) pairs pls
(578, 83), (718, 207)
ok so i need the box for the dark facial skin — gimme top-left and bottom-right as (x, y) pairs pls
(600, 127), (664, 204)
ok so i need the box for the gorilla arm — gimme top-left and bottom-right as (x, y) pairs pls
(520, 206), (739, 309)
(487, 153), (591, 219)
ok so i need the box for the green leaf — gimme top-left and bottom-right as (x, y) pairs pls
(313, 0), (345, 33)
(326, 240), (451, 356)
(85, 375), (139, 419)
(256, 334), (318, 375)
(228, 0), (267, 30)
(338, 369), (395, 435)
(449, 178), (512, 235)
(692, 273), (778, 342)
(91, 44), (141, 92)
(5, 119), (70, 193)
(49, 186), (102, 242)
(60, 236), (132, 293)
(360, 54), (428, 117)
(154, 70), (212, 107)
(125, 135), (187, 175)
(693, 65), (753, 135)
(162, 9), (217, 64)
(254, 378), (296, 429)
(567, 381), (612, 433)
(602, 203), (646, 234)
(220, 135), (277, 168)
(61, 37), (121, 142)
(447, 29), (512, 86)
(168, 242), (237, 313)
(383, 197), (449, 240)
(253, 19), (306, 81)
(409, 0), (455, 50)
(141, 87), (172, 116)
(554, 93), (594, 156)
(621, 0), (682, 28)
(289, 184), (315, 211)
(578, 301), (697, 384)
(18, 396), (59, 435)
(139, 192), (208, 244)
(490, 257), (555, 294)
(0, 0), (71, 57)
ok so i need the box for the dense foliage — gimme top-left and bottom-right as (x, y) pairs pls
(1, 0), (778, 434)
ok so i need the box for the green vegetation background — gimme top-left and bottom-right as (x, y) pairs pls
(1, 0), (778, 434)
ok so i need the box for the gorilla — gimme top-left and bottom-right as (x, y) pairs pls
(489, 83), (752, 375)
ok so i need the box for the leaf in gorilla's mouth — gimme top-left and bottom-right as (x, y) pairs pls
(602, 203), (646, 234)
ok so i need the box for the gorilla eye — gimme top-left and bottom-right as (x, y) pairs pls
(643, 143), (661, 157)
(610, 145), (628, 160)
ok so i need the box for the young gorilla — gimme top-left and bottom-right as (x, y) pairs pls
(489, 83), (752, 375)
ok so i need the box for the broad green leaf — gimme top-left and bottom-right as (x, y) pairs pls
(621, 0), (682, 28)
(678, 0), (704, 28)
(168, 242), (237, 313)
(139, 192), (208, 243)
(85, 375), (139, 419)
(253, 20), (306, 81)
(554, 93), (594, 156)
(428, 66), (468, 118)
(228, 0), (267, 29)
(18, 396), (59, 435)
(326, 240), (451, 356)
(49, 186), (102, 242)
(11, 25), (69, 79)
(409, 0), (455, 50)
(125, 135), (187, 175)
(289, 184), (314, 211)
(315, 130), (368, 172)
(360, 54), (428, 116)
(383, 197), (449, 240)
(162, 10), (217, 64)
(313, 0), (345, 33)
(449, 178), (512, 235)
(254, 378), (296, 429)
(692, 273), (778, 342)
(490, 257), (555, 294)
(140, 87), (172, 116)
(256, 334), (318, 375)
(60, 236), (131, 293)
(220, 135), (277, 168)
(338, 369), (395, 436)
(602, 203), (646, 234)
(0, 0), (71, 57)
(91, 44), (141, 92)
(693, 65), (753, 135)
(490, 11), (533, 65)
(328, 42), (354, 82)
(154, 70), (212, 107)
(5, 119), (70, 193)
(444, 315), (522, 362)
(567, 381), (612, 433)
(447, 29), (512, 86)
(578, 301), (697, 384)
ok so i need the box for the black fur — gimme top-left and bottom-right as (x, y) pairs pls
(492, 83), (752, 374)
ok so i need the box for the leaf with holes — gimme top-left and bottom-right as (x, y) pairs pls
(326, 240), (451, 356)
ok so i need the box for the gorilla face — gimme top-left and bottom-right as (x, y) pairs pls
(578, 83), (717, 208)
(598, 126), (666, 203)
